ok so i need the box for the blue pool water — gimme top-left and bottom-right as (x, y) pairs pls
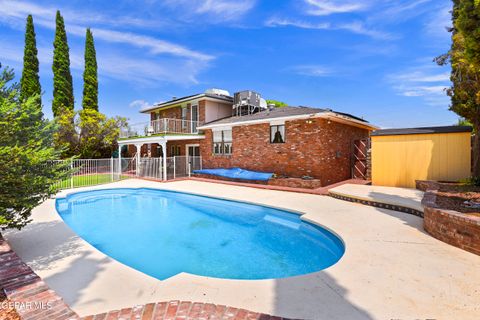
(56, 188), (344, 280)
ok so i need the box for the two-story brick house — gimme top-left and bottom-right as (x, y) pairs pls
(118, 89), (377, 185)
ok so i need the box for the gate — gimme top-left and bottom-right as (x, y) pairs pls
(352, 139), (369, 179)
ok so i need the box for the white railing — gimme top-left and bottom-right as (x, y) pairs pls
(51, 158), (127, 190)
(49, 156), (202, 190)
(120, 118), (201, 139)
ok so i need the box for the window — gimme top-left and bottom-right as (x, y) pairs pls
(213, 130), (232, 155)
(270, 125), (285, 143)
(170, 145), (181, 156)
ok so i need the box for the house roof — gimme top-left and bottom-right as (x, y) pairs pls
(140, 93), (233, 113)
(198, 106), (375, 130)
(371, 125), (473, 136)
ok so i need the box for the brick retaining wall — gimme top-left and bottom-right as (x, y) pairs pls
(422, 192), (480, 256)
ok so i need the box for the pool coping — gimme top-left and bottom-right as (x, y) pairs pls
(4, 179), (480, 319)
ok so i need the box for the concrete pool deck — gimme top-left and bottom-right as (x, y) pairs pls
(4, 179), (480, 319)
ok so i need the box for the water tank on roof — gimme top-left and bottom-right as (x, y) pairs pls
(205, 88), (231, 96)
(233, 90), (267, 116)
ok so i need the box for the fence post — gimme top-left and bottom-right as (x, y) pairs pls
(188, 160), (191, 177)
(70, 160), (74, 189)
(110, 157), (114, 182)
(173, 156), (176, 179)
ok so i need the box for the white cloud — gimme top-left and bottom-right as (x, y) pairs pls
(129, 100), (152, 109)
(304, 0), (366, 16)
(424, 4), (452, 40)
(288, 65), (332, 77)
(265, 18), (393, 40)
(265, 18), (330, 29)
(162, 0), (255, 22)
(0, 0), (213, 61)
(389, 63), (451, 106)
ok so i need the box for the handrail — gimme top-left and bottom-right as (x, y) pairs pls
(120, 118), (201, 138)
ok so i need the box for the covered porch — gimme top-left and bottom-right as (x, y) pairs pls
(117, 135), (204, 181)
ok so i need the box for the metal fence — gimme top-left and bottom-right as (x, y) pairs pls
(52, 156), (202, 190)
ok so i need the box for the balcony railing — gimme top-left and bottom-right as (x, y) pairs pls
(120, 118), (201, 139)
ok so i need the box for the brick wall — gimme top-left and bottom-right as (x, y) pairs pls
(200, 118), (369, 186)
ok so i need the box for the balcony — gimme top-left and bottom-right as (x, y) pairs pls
(120, 118), (201, 139)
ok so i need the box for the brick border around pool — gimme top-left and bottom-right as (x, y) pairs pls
(0, 235), (79, 320)
(81, 301), (294, 320)
(0, 235), (292, 320)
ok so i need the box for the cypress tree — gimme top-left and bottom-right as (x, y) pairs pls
(82, 28), (98, 111)
(20, 15), (41, 106)
(52, 10), (74, 117)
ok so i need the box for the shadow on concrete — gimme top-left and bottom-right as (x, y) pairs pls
(44, 251), (109, 308)
(4, 221), (82, 271)
(272, 270), (374, 320)
(4, 220), (110, 308)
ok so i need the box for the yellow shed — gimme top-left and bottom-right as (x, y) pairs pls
(371, 126), (472, 188)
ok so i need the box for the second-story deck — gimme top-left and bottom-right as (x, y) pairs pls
(120, 118), (202, 139)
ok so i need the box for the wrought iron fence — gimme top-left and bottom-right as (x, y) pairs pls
(51, 156), (202, 190)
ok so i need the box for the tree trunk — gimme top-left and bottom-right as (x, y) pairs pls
(473, 119), (480, 180)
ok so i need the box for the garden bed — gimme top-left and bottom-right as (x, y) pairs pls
(418, 180), (480, 255)
(192, 173), (323, 189)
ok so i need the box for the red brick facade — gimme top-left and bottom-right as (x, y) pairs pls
(200, 118), (369, 186)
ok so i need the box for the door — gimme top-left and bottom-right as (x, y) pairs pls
(187, 145), (201, 172)
(352, 139), (369, 179)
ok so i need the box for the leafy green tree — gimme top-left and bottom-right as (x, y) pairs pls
(458, 118), (473, 127)
(52, 10), (74, 117)
(437, 0), (480, 179)
(82, 28), (98, 111)
(266, 99), (288, 108)
(0, 64), (69, 229)
(55, 109), (127, 158)
(20, 15), (41, 107)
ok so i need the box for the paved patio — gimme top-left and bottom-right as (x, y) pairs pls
(329, 183), (425, 212)
(4, 179), (480, 319)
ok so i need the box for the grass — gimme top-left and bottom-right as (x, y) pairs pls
(56, 173), (131, 189)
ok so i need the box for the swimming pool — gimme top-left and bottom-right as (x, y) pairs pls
(56, 188), (344, 280)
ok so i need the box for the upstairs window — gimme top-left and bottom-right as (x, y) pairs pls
(213, 130), (232, 155)
(270, 125), (285, 143)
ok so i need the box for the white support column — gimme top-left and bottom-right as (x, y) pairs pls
(161, 141), (167, 181)
(118, 144), (122, 179)
(135, 144), (142, 176)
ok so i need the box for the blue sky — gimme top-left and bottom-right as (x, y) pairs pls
(0, 0), (454, 128)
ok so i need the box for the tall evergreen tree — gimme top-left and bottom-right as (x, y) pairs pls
(52, 10), (74, 117)
(437, 0), (480, 181)
(82, 28), (98, 111)
(20, 15), (41, 107)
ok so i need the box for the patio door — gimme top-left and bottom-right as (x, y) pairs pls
(186, 144), (201, 172)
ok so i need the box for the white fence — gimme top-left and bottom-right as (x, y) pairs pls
(52, 156), (202, 190)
